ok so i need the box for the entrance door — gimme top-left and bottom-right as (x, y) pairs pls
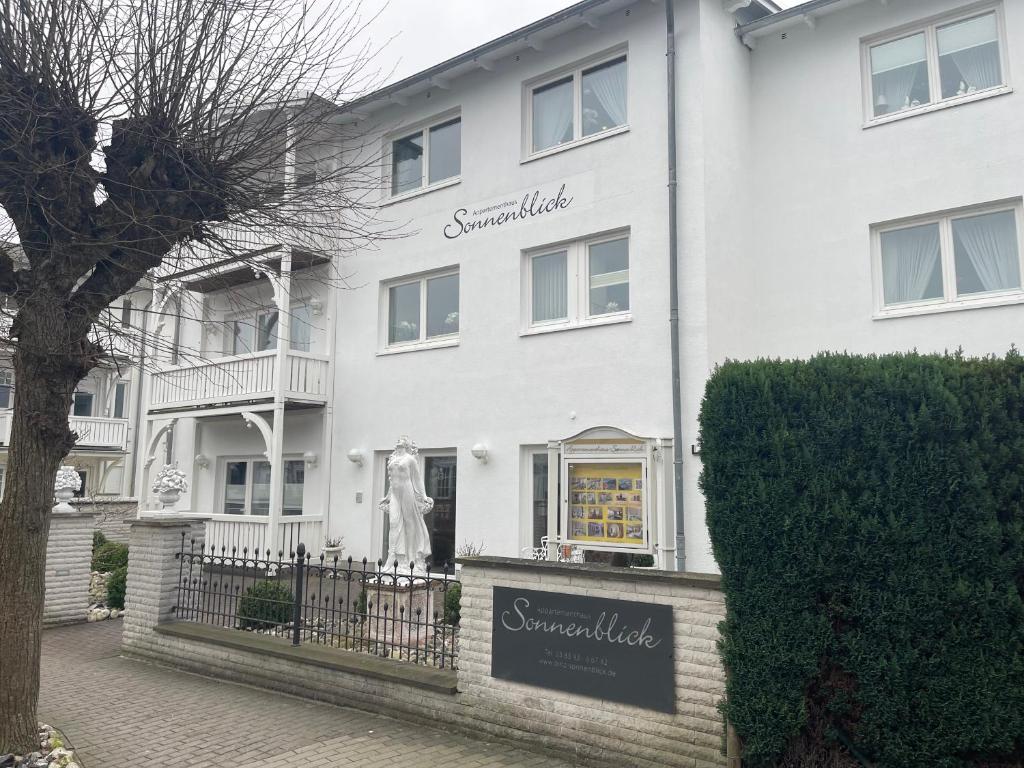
(423, 455), (457, 568)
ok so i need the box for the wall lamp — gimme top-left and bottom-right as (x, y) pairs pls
(471, 443), (489, 464)
(303, 451), (319, 468)
(347, 448), (365, 467)
(195, 453), (210, 470)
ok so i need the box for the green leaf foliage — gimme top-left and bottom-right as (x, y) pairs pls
(91, 541), (128, 572)
(106, 566), (127, 610)
(236, 580), (294, 631)
(699, 351), (1024, 768)
(444, 581), (462, 626)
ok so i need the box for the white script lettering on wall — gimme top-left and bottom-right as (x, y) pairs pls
(443, 183), (575, 239)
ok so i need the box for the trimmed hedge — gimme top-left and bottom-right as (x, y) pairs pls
(106, 566), (127, 610)
(237, 580), (294, 631)
(699, 352), (1024, 768)
(91, 540), (128, 572)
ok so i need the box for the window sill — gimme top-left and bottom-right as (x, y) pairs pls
(873, 291), (1024, 320)
(520, 313), (632, 337)
(377, 337), (460, 356)
(521, 125), (629, 165)
(384, 177), (461, 206)
(863, 85), (1012, 129)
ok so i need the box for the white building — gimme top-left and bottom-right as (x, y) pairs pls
(137, 0), (1024, 573)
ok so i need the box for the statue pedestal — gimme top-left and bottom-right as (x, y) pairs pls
(365, 572), (438, 650)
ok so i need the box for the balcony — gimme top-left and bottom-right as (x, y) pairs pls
(0, 412), (128, 451)
(149, 350), (329, 411)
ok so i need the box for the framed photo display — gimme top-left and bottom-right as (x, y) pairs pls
(562, 454), (651, 552)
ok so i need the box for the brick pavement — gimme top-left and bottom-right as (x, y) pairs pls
(39, 620), (573, 767)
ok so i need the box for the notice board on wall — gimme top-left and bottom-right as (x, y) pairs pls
(490, 586), (675, 713)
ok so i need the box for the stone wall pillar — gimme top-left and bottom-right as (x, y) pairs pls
(122, 517), (206, 653)
(43, 510), (96, 625)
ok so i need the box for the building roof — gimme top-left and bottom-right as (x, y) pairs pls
(736, 0), (869, 43)
(342, 0), (780, 117)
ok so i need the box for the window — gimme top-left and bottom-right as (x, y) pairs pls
(866, 8), (1006, 121)
(231, 306), (312, 354)
(113, 382), (128, 419)
(390, 116), (461, 197)
(0, 370), (12, 409)
(222, 458), (305, 516)
(525, 233), (630, 331)
(72, 391), (94, 417)
(529, 53), (627, 155)
(384, 269), (460, 349)
(875, 202), (1023, 314)
(74, 470), (87, 498)
(120, 299), (132, 328)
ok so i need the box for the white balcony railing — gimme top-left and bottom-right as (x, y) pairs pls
(0, 411), (127, 450)
(203, 515), (325, 558)
(69, 416), (129, 450)
(149, 350), (329, 410)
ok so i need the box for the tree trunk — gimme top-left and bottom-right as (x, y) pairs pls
(0, 297), (91, 754)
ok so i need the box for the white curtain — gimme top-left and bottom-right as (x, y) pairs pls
(953, 212), (1020, 292)
(585, 61), (627, 127)
(950, 46), (1002, 91)
(533, 82), (573, 150)
(873, 64), (919, 114)
(532, 252), (568, 322)
(881, 224), (941, 305)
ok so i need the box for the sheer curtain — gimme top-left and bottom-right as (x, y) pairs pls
(953, 212), (1020, 293)
(532, 252), (568, 322)
(584, 60), (627, 127)
(532, 81), (573, 151)
(873, 65), (920, 114)
(950, 45), (1002, 91)
(881, 224), (941, 305)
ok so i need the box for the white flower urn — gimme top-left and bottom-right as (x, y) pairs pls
(53, 465), (82, 513)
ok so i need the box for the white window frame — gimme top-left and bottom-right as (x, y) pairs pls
(113, 380), (129, 420)
(861, 3), (1011, 127)
(521, 230), (631, 335)
(523, 48), (629, 161)
(872, 198), (1024, 318)
(385, 111), (462, 203)
(379, 267), (460, 354)
(225, 303), (312, 356)
(217, 455), (306, 517)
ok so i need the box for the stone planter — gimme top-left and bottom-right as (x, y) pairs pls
(158, 488), (181, 509)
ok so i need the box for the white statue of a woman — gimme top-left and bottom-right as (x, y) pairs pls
(379, 436), (433, 571)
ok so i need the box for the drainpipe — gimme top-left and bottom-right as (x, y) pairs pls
(665, 0), (686, 572)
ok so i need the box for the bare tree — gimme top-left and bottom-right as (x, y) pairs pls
(0, 0), (385, 751)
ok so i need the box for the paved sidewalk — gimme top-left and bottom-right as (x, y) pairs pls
(40, 621), (572, 767)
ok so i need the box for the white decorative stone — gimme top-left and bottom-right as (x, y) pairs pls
(377, 436), (433, 573)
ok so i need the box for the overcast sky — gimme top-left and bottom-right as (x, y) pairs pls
(360, 0), (800, 84)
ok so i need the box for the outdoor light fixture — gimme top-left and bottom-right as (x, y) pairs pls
(347, 448), (364, 467)
(303, 451), (318, 468)
(195, 453), (210, 470)
(471, 443), (489, 464)
(309, 296), (324, 316)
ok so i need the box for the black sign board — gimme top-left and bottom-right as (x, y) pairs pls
(490, 586), (675, 713)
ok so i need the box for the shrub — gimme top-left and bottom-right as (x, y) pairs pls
(92, 530), (107, 550)
(699, 351), (1024, 768)
(236, 580), (294, 630)
(106, 566), (127, 610)
(91, 541), (128, 572)
(444, 581), (461, 626)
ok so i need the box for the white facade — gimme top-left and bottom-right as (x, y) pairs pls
(139, 0), (1024, 573)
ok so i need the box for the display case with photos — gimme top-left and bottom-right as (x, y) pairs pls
(564, 459), (648, 550)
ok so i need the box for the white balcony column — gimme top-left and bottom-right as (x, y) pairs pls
(267, 250), (293, 553)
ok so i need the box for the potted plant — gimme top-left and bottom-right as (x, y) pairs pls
(152, 464), (188, 509)
(322, 536), (344, 560)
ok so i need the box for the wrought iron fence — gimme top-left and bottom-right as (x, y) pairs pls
(174, 534), (459, 669)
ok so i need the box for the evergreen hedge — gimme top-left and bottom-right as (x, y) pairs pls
(699, 352), (1024, 768)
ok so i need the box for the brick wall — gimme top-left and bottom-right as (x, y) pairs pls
(121, 521), (729, 768)
(44, 510), (96, 626)
(73, 497), (137, 543)
(457, 559), (729, 768)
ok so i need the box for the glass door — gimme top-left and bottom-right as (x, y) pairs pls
(424, 455), (457, 568)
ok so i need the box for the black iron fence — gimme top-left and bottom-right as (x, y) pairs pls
(174, 534), (459, 669)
